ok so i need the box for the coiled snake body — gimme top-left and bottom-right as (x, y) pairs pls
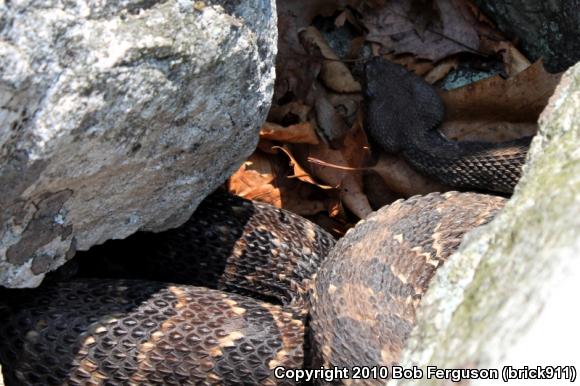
(0, 192), (504, 385)
(0, 193), (334, 385)
(0, 57), (519, 385)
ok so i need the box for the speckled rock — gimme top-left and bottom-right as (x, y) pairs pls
(476, 0), (580, 72)
(396, 62), (580, 383)
(0, 0), (277, 288)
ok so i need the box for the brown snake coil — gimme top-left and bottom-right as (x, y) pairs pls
(310, 192), (505, 384)
(0, 193), (335, 386)
(0, 192), (505, 385)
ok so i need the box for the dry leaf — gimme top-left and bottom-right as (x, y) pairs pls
(299, 27), (361, 93)
(234, 0), (542, 225)
(424, 56), (459, 84)
(228, 152), (327, 216)
(348, 36), (367, 59)
(276, 0), (350, 102)
(335, 8), (362, 30)
(257, 138), (280, 154)
(383, 53), (436, 76)
(370, 153), (451, 197)
(335, 10), (349, 27)
(440, 60), (562, 141)
(228, 152), (279, 201)
(313, 84), (352, 146)
(363, 172), (400, 209)
(273, 145), (332, 188)
(267, 101), (311, 124)
(260, 121), (320, 144)
(465, 0), (531, 77)
(492, 41), (531, 77)
(326, 92), (363, 122)
(307, 121), (373, 219)
(363, 0), (480, 61)
(327, 198), (344, 218)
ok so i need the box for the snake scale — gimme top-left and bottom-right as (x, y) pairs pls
(0, 192), (504, 385)
(0, 193), (335, 385)
(0, 56), (520, 385)
(363, 56), (531, 194)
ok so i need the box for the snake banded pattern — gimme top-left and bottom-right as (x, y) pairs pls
(0, 192), (505, 385)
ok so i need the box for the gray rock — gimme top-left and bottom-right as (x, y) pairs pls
(397, 62), (580, 383)
(0, 0), (277, 288)
(476, 0), (580, 72)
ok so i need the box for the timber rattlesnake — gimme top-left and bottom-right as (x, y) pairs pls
(0, 191), (504, 385)
(0, 56), (520, 385)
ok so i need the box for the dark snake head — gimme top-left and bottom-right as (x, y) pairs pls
(362, 56), (445, 154)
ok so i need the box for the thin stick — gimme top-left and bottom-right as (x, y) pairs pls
(307, 156), (371, 171)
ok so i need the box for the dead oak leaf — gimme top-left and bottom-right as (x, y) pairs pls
(267, 101), (311, 124)
(370, 153), (451, 197)
(440, 60), (562, 142)
(306, 121), (373, 219)
(378, 52), (436, 76)
(227, 152), (327, 216)
(260, 121), (320, 144)
(299, 26), (361, 93)
(273, 145), (332, 188)
(362, 0), (480, 62)
(228, 152), (279, 201)
(276, 0), (351, 102)
(313, 83), (353, 146)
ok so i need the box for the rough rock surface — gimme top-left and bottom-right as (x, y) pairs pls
(396, 62), (580, 383)
(476, 0), (580, 72)
(0, 0), (277, 288)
